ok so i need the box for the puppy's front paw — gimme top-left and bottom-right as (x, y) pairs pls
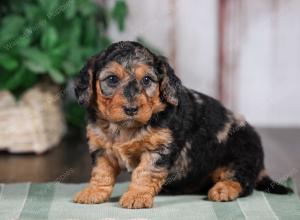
(119, 191), (154, 209)
(208, 180), (242, 202)
(73, 186), (111, 204)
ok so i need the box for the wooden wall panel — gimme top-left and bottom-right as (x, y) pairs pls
(108, 0), (219, 97)
(176, 0), (219, 97)
(107, 0), (174, 64)
(220, 0), (300, 127)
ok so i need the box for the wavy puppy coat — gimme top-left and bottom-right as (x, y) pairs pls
(73, 41), (292, 208)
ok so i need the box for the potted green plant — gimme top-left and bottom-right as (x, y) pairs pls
(0, 0), (128, 153)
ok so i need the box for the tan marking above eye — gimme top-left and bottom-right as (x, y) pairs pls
(99, 61), (128, 80)
(134, 64), (157, 82)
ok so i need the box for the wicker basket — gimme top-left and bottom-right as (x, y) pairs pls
(0, 85), (66, 154)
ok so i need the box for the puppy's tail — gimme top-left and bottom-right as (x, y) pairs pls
(255, 171), (293, 194)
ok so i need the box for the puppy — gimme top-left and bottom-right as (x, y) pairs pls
(73, 41), (292, 208)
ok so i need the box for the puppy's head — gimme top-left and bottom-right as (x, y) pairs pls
(75, 41), (181, 127)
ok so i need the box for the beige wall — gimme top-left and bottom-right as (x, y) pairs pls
(107, 0), (300, 127)
(222, 0), (300, 127)
(107, 0), (219, 97)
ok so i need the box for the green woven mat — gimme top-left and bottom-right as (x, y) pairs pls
(1, 178), (299, 220)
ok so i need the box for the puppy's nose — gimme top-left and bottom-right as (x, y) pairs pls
(123, 106), (138, 116)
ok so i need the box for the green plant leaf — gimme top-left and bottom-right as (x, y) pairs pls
(65, 101), (85, 128)
(0, 54), (19, 71)
(48, 68), (65, 84)
(83, 17), (96, 45)
(41, 26), (58, 49)
(69, 18), (81, 46)
(38, 0), (59, 15)
(111, 0), (128, 32)
(23, 60), (46, 73)
(0, 15), (25, 45)
(97, 5), (109, 32)
(98, 36), (111, 51)
(24, 4), (40, 21)
(21, 48), (52, 72)
(16, 35), (32, 49)
(0, 72), (11, 89)
(22, 72), (38, 89)
(1, 68), (26, 90)
(1, 0), (128, 106)
(68, 46), (82, 66)
(65, 0), (77, 19)
(62, 61), (77, 76)
(78, 0), (97, 16)
(48, 44), (69, 69)
(50, 44), (68, 57)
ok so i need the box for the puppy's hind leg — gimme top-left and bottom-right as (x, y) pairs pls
(208, 126), (264, 202)
(208, 166), (244, 202)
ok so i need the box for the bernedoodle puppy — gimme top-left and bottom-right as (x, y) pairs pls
(73, 41), (292, 208)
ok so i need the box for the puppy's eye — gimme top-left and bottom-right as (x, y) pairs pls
(106, 75), (119, 87)
(141, 76), (152, 87)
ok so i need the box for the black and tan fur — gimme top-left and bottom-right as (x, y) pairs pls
(73, 41), (292, 208)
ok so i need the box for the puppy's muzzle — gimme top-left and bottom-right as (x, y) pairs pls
(123, 79), (140, 102)
(123, 106), (138, 116)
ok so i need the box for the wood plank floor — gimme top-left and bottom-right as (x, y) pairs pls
(0, 128), (299, 192)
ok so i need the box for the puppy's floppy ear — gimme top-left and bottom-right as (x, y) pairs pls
(157, 56), (181, 106)
(74, 43), (120, 107)
(74, 58), (95, 107)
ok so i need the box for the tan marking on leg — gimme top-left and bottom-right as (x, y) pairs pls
(208, 180), (242, 202)
(211, 166), (235, 183)
(73, 155), (120, 204)
(119, 152), (168, 209)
